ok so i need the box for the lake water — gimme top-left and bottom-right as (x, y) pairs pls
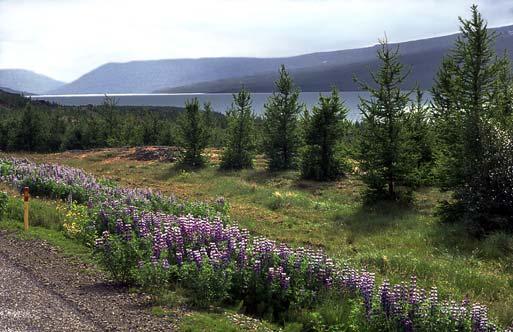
(31, 92), (367, 121)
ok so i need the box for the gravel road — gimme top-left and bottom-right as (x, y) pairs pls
(0, 230), (176, 331)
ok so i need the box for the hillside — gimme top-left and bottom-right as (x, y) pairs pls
(160, 25), (513, 93)
(0, 69), (65, 95)
(49, 57), (334, 94)
(49, 25), (513, 94)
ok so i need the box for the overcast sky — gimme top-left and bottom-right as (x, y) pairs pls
(0, 0), (512, 82)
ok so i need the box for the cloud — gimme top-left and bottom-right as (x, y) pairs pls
(0, 0), (512, 81)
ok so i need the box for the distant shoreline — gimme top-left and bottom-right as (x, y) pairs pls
(29, 92), (364, 121)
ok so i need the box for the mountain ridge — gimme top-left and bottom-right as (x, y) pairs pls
(0, 69), (65, 95)
(157, 24), (513, 93)
(46, 24), (513, 94)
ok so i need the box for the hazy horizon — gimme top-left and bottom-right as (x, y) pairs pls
(1, 0), (513, 82)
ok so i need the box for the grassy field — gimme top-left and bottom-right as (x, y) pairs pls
(3, 148), (513, 326)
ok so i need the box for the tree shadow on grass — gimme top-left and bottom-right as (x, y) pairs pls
(154, 161), (206, 181)
(333, 200), (417, 238)
(427, 219), (490, 258)
(291, 178), (334, 194)
(242, 169), (298, 187)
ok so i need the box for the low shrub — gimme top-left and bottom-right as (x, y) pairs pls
(180, 262), (233, 308)
(134, 260), (178, 295)
(95, 232), (148, 284)
(60, 202), (97, 246)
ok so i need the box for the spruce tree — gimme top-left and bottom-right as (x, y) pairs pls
(203, 101), (214, 145)
(178, 98), (209, 168)
(404, 87), (435, 186)
(141, 110), (161, 145)
(432, 5), (513, 231)
(47, 112), (67, 151)
(431, 56), (464, 189)
(354, 39), (415, 202)
(491, 53), (513, 124)
(263, 65), (303, 171)
(15, 104), (47, 151)
(301, 88), (348, 181)
(101, 95), (121, 147)
(63, 124), (85, 150)
(220, 87), (256, 170)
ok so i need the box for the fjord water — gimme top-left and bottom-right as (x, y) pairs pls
(31, 92), (367, 121)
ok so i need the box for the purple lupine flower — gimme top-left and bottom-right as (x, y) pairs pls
(409, 276), (418, 306)
(215, 196), (225, 207)
(150, 255), (158, 267)
(175, 252), (183, 266)
(267, 266), (290, 289)
(472, 304), (492, 332)
(379, 280), (391, 317)
(429, 286), (438, 314)
(253, 259), (262, 274)
(403, 318), (413, 332)
(359, 272), (375, 319)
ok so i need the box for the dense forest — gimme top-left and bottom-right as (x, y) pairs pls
(0, 92), (228, 151)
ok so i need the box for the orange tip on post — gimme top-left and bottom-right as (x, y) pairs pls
(23, 187), (30, 202)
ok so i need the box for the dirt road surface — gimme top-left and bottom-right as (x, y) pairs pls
(0, 230), (175, 331)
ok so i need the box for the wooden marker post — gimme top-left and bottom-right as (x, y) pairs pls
(23, 187), (29, 231)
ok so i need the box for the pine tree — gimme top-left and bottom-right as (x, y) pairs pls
(203, 101), (213, 146)
(141, 110), (162, 145)
(301, 88), (348, 181)
(432, 5), (513, 231)
(100, 95), (121, 147)
(432, 5), (497, 188)
(404, 87), (435, 186)
(47, 112), (67, 151)
(220, 87), (256, 170)
(63, 124), (85, 150)
(431, 57), (465, 189)
(159, 123), (178, 146)
(85, 113), (108, 148)
(491, 53), (513, 125)
(454, 5), (498, 188)
(263, 65), (303, 171)
(15, 104), (47, 151)
(178, 98), (209, 168)
(354, 38), (415, 202)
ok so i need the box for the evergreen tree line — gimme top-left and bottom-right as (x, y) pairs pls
(0, 96), (227, 151)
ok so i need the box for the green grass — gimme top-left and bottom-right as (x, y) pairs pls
(179, 313), (245, 332)
(5, 196), (64, 230)
(3, 149), (513, 326)
(179, 311), (278, 332)
(0, 194), (95, 264)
